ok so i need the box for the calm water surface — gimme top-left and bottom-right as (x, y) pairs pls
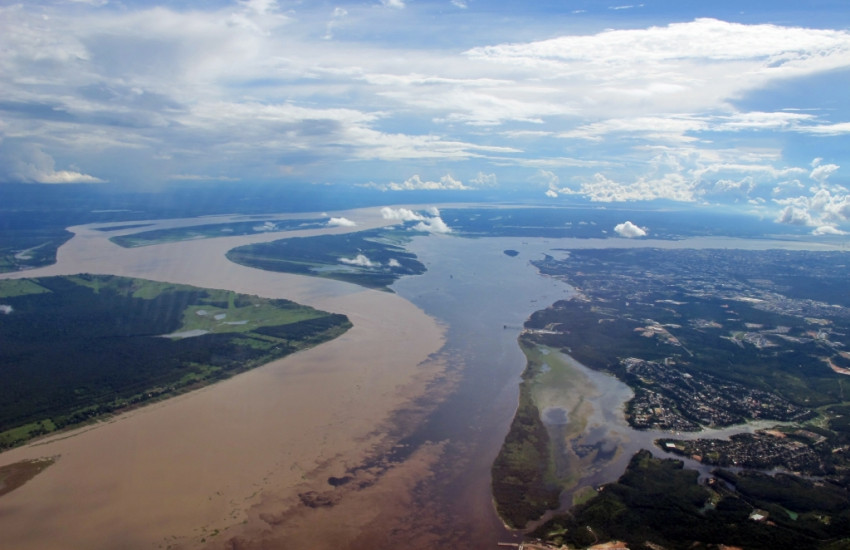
(393, 235), (570, 546)
(390, 234), (839, 546)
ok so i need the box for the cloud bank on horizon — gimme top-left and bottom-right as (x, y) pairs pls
(1, 1), (849, 231)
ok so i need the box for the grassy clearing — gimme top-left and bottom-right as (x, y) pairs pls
(0, 279), (51, 299)
(0, 420), (57, 449)
(178, 302), (322, 336)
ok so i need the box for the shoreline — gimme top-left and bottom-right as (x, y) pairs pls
(0, 207), (450, 549)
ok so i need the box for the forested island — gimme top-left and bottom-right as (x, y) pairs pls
(108, 217), (327, 248)
(226, 228), (426, 291)
(0, 274), (351, 449)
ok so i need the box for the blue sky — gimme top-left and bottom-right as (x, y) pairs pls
(1, 0), (849, 232)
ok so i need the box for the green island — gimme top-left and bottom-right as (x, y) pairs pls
(491, 342), (562, 528)
(108, 217), (328, 248)
(0, 274), (351, 449)
(0, 224), (73, 273)
(494, 248), (850, 548)
(226, 228), (426, 291)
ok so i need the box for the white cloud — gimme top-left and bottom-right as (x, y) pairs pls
(468, 19), (850, 79)
(381, 206), (426, 221)
(559, 116), (706, 143)
(414, 217), (452, 233)
(798, 122), (850, 136)
(0, 144), (105, 184)
(466, 19), (850, 135)
(388, 258), (402, 267)
(809, 162), (839, 183)
(578, 172), (696, 203)
(339, 254), (378, 267)
(1, 3), (849, 195)
(812, 225), (847, 235)
(471, 172), (498, 187)
(776, 205), (814, 226)
(328, 217), (357, 227)
(775, 186), (850, 228)
(614, 221), (648, 237)
(386, 174), (469, 191)
(381, 206), (452, 233)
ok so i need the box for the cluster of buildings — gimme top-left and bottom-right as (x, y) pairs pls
(622, 358), (810, 432)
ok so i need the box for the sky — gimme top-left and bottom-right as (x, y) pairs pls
(1, 0), (849, 232)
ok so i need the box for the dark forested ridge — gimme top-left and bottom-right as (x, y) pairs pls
(0, 275), (351, 448)
(534, 451), (850, 550)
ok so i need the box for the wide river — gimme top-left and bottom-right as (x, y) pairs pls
(1, 209), (843, 549)
(389, 231), (844, 546)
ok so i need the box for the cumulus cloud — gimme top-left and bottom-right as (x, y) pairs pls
(414, 217), (452, 234)
(339, 254), (378, 267)
(776, 205), (814, 226)
(614, 221), (648, 238)
(381, 206), (452, 233)
(812, 225), (847, 235)
(775, 185), (850, 228)
(382, 174), (469, 191)
(0, 144), (105, 184)
(809, 159), (839, 183)
(328, 216), (357, 227)
(381, 206), (426, 222)
(471, 172), (498, 187)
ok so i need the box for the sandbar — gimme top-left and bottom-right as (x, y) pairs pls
(0, 207), (447, 549)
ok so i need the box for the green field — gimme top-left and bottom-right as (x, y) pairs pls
(0, 275), (351, 449)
